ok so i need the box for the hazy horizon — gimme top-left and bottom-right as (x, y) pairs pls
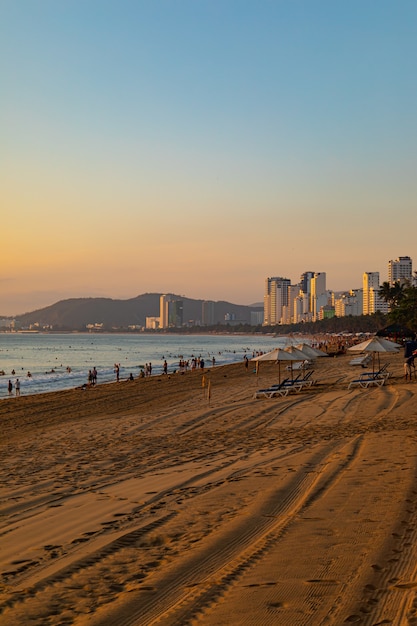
(3, 1), (417, 316)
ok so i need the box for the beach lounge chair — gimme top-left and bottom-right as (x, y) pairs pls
(254, 379), (291, 399)
(358, 363), (390, 381)
(287, 359), (312, 371)
(254, 372), (315, 398)
(348, 364), (390, 389)
(349, 354), (372, 367)
(282, 370), (315, 391)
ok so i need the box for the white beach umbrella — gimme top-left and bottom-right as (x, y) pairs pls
(348, 336), (401, 372)
(251, 348), (297, 383)
(284, 345), (312, 360)
(296, 343), (329, 358)
(251, 348), (285, 362)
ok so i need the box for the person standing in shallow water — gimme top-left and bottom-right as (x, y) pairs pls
(15, 378), (20, 396)
(8, 380), (13, 396)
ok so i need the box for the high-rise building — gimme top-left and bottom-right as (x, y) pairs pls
(334, 290), (363, 317)
(202, 301), (215, 326)
(362, 272), (388, 314)
(169, 300), (183, 327)
(264, 277), (291, 325)
(388, 256), (412, 286)
(160, 295), (183, 328)
(363, 272), (379, 315)
(160, 294), (169, 329)
(310, 272), (326, 321)
(300, 271), (314, 299)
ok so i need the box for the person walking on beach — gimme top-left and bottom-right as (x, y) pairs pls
(163, 360), (168, 375)
(114, 364), (120, 382)
(15, 378), (20, 396)
(404, 350), (417, 381)
(7, 380), (13, 396)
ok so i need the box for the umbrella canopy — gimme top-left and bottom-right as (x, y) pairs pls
(251, 348), (293, 362)
(285, 345), (313, 360)
(348, 336), (401, 373)
(348, 336), (401, 353)
(251, 348), (299, 382)
(295, 344), (320, 359)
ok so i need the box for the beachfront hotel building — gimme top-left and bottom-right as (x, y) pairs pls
(388, 256), (412, 286)
(263, 277), (291, 325)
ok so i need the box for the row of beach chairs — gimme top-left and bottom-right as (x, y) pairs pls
(254, 371), (315, 399)
(348, 363), (391, 389)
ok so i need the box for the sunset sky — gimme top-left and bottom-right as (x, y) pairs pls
(2, 1), (417, 316)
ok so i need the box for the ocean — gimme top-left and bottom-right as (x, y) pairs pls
(0, 333), (294, 399)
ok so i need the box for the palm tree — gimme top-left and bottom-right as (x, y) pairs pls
(379, 282), (395, 307)
(391, 281), (406, 306)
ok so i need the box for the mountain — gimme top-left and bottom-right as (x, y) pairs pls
(13, 293), (262, 331)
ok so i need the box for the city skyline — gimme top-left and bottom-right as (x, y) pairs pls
(2, 254), (412, 321)
(3, 2), (417, 316)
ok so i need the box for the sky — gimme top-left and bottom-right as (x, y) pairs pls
(2, 0), (417, 316)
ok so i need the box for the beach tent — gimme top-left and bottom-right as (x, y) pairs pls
(347, 336), (401, 373)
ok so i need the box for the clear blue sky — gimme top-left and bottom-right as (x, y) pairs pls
(2, 1), (417, 315)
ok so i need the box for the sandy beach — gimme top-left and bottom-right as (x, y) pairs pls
(1, 349), (417, 625)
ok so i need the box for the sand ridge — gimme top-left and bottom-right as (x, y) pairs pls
(1, 351), (417, 624)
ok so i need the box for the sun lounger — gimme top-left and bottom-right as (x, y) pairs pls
(349, 354), (372, 367)
(282, 370), (315, 390)
(358, 363), (390, 381)
(348, 364), (390, 389)
(254, 386), (289, 398)
(287, 360), (312, 371)
(348, 377), (386, 389)
(253, 378), (289, 398)
(254, 372), (315, 398)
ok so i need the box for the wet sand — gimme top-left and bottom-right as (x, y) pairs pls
(1, 350), (417, 625)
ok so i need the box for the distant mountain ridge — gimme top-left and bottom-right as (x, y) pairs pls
(12, 293), (262, 330)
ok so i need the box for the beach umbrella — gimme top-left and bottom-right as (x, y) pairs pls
(284, 345), (310, 360)
(347, 336), (401, 373)
(283, 346), (310, 379)
(251, 348), (295, 383)
(296, 343), (329, 358)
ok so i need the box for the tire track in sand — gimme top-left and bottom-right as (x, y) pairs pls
(87, 436), (363, 626)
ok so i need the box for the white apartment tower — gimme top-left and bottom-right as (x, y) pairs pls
(388, 256), (412, 286)
(264, 277), (291, 325)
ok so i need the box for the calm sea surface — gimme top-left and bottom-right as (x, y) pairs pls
(0, 333), (294, 399)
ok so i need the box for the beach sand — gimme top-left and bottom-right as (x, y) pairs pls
(1, 350), (417, 625)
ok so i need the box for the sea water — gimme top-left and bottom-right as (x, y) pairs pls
(0, 333), (294, 399)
